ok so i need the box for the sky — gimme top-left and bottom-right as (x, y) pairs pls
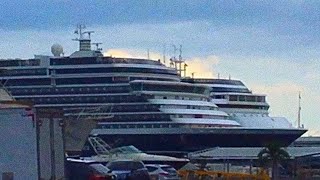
(0, 0), (319, 135)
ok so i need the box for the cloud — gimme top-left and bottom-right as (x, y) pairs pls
(184, 56), (219, 78)
(104, 48), (220, 78)
(104, 49), (162, 60)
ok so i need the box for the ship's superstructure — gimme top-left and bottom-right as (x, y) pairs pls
(0, 26), (306, 155)
(182, 78), (294, 129)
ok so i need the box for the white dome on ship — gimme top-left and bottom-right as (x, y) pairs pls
(51, 43), (64, 57)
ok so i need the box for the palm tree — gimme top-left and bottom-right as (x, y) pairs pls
(258, 143), (290, 180)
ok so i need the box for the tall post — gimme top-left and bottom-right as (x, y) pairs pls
(298, 92), (301, 128)
(163, 44), (166, 64)
(179, 45), (182, 76)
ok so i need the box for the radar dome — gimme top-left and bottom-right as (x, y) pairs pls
(51, 44), (64, 57)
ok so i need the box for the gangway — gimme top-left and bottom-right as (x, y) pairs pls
(87, 136), (112, 155)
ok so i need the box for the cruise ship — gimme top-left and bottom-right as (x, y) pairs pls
(0, 26), (306, 155)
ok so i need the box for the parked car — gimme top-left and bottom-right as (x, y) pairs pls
(66, 158), (116, 180)
(105, 159), (151, 180)
(145, 164), (180, 180)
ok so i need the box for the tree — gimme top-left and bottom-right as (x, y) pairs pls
(258, 143), (290, 180)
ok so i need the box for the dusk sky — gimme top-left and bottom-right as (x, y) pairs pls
(0, 0), (319, 135)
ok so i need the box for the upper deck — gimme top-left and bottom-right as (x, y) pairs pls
(182, 78), (251, 93)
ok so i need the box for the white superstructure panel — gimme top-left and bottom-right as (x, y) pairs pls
(171, 118), (240, 126)
(233, 115), (295, 129)
(159, 108), (228, 117)
(149, 99), (217, 107)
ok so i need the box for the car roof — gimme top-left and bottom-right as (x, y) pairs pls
(145, 164), (173, 168)
(109, 159), (143, 162)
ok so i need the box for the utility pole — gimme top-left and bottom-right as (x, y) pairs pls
(298, 92), (301, 128)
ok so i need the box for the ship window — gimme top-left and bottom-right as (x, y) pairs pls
(246, 96), (255, 102)
(257, 96), (265, 102)
(194, 114), (202, 118)
(153, 124), (160, 128)
(162, 124), (169, 128)
(229, 95), (237, 101)
(215, 95), (225, 99)
(163, 96), (167, 99)
(172, 124), (178, 128)
(239, 96), (245, 101)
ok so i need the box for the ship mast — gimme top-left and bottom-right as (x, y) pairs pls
(73, 24), (94, 51)
(298, 92), (301, 128)
(170, 45), (187, 78)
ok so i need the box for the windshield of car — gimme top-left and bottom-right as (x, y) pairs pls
(89, 164), (110, 174)
(161, 166), (177, 174)
(145, 166), (158, 172)
(108, 161), (144, 171)
(109, 146), (142, 154)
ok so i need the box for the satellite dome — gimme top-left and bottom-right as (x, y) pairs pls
(51, 44), (64, 57)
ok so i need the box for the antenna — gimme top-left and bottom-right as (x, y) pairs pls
(172, 45), (177, 59)
(92, 43), (103, 51)
(84, 31), (95, 39)
(163, 44), (166, 64)
(172, 45), (178, 69)
(171, 44), (186, 77)
(72, 24), (94, 51)
(147, 49), (150, 59)
(178, 45), (182, 76)
(298, 91), (301, 128)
